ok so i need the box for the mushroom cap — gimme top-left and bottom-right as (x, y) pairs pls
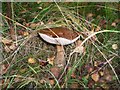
(38, 27), (80, 45)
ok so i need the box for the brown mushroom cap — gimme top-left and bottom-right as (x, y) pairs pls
(38, 27), (81, 45)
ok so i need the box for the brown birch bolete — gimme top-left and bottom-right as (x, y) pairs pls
(38, 27), (82, 68)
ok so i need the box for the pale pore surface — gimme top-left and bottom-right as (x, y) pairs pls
(39, 33), (80, 45)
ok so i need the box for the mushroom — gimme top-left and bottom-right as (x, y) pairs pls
(38, 27), (82, 68)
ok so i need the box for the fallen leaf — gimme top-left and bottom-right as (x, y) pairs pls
(4, 45), (11, 53)
(73, 45), (85, 54)
(88, 79), (95, 88)
(99, 19), (107, 26)
(17, 30), (24, 35)
(99, 71), (104, 76)
(29, 23), (40, 29)
(28, 58), (36, 64)
(87, 13), (94, 18)
(68, 66), (76, 79)
(82, 31), (97, 42)
(47, 56), (55, 65)
(95, 26), (101, 32)
(70, 82), (79, 88)
(86, 66), (93, 73)
(0, 64), (9, 75)
(23, 31), (29, 36)
(94, 61), (98, 67)
(2, 79), (10, 88)
(91, 72), (100, 82)
(49, 78), (55, 86)
(50, 67), (61, 78)
(40, 79), (45, 84)
(2, 38), (12, 45)
(14, 77), (21, 83)
(25, 23), (30, 27)
(38, 59), (48, 66)
(20, 10), (28, 14)
(75, 40), (82, 47)
(9, 26), (16, 40)
(9, 43), (16, 51)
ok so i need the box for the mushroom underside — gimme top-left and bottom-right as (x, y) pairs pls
(38, 33), (80, 45)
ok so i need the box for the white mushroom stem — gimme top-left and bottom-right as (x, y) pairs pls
(55, 45), (65, 68)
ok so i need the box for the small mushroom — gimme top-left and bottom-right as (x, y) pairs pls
(38, 27), (82, 68)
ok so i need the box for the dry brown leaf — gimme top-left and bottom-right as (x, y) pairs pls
(28, 58), (36, 64)
(50, 67), (60, 78)
(40, 79), (45, 84)
(47, 56), (55, 65)
(68, 66), (76, 79)
(88, 80), (95, 88)
(49, 78), (55, 86)
(95, 26), (101, 32)
(74, 40), (85, 54)
(73, 45), (85, 54)
(0, 64), (6, 75)
(29, 23), (40, 29)
(14, 77), (21, 83)
(0, 64), (9, 75)
(20, 10), (28, 14)
(18, 30), (24, 35)
(94, 61), (98, 67)
(88, 31), (97, 41)
(9, 43), (16, 51)
(87, 13), (94, 18)
(38, 59), (48, 66)
(87, 67), (93, 73)
(99, 71), (104, 76)
(75, 40), (82, 47)
(2, 79), (10, 88)
(4, 45), (11, 53)
(23, 31), (29, 36)
(70, 82), (79, 88)
(99, 19), (107, 26)
(91, 72), (100, 82)
(2, 38), (12, 45)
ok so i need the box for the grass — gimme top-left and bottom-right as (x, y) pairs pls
(1, 2), (120, 89)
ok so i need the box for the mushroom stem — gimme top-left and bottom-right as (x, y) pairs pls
(55, 45), (65, 68)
